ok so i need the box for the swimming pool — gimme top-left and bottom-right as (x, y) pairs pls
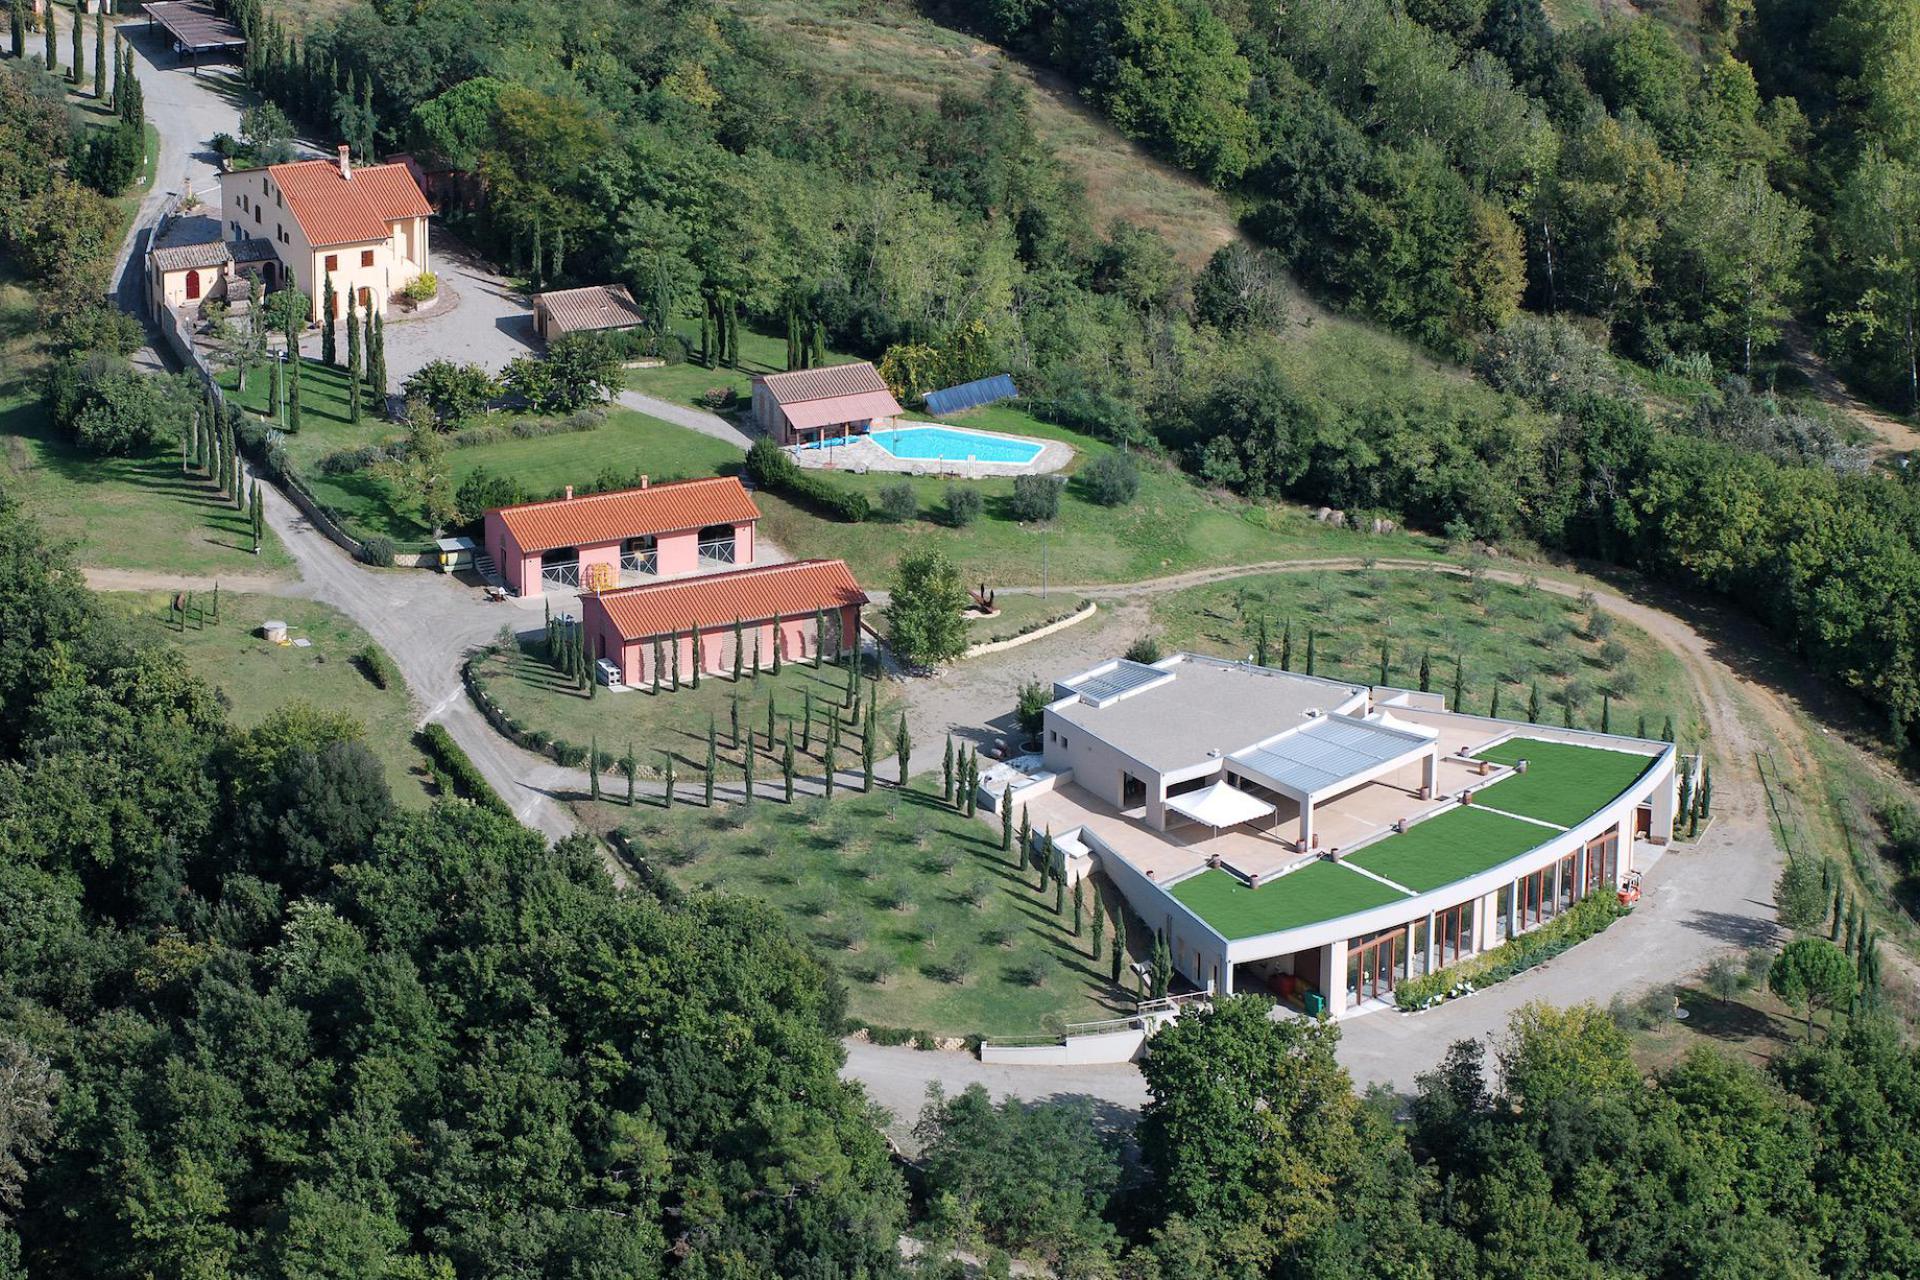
(804, 425), (1044, 465)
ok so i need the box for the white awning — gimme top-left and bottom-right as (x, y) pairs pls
(1165, 781), (1275, 831)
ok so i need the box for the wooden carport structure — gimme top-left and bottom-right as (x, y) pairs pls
(144, 1), (245, 72)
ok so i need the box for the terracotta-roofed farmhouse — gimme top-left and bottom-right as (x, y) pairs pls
(751, 361), (904, 446)
(582, 560), (868, 686)
(216, 145), (431, 320)
(534, 285), (651, 342)
(482, 476), (761, 598)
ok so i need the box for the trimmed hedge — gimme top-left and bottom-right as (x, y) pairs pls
(746, 437), (870, 523)
(416, 722), (511, 815)
(1396, 892), (1629, 1011)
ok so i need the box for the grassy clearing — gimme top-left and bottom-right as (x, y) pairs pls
(1473, 737), (1663, 828)
(756, 401), (1450, 587)
(625, 313), (859, 410)
(1148, 569), (1707, 748)
(472, 644), (900, 783)
(966, 592), (1088, 646)
(0, 285), (292, 577)
(1171, 861), (1409, 941)
(227, 357), (739, 545)
(579, 786), (1139, 1036)
(731, 0), (1239, 269)
(101, 591), (433, 807)
(1347, 807), (1551, 894)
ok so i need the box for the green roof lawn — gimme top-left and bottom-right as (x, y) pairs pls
(1170, 861), (1410, 941)
(1344, 805), (1550, 894)
(1470, 737), (1658, 828)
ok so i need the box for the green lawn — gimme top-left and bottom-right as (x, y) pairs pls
(580, 787), (1139, 1037)
(626, 312), (859, 410)
(102, 592), (433, 807)
(1471, 737), (1661, 828)
(967, 592), (1088, 646)
(472, 643), (900, 783)
(1345, 806), (1552, 894)
(0, 288), (293, 579)
(1170, 861), (1410, 941)
(756, 401), (1450, 587)
(226, 354), (740, 548)
(1150, 570), (1707, 747)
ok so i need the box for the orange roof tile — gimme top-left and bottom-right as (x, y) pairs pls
(488, 477), (761, 554)
(265, 158), (429, 247)
(587, 560), (867, 641)
(758, 361), (891, 405)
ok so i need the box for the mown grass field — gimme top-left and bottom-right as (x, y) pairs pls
(0, 285), (293, 577)
(226, 357), (740, 546)
(581, 785), (1144, 1037)
(102, 591), (434, 807)
(473, 643), (900, 784)
(1149, 570), (1709, 748)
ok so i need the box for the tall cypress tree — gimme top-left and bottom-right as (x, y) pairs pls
(704, 718), (716, 807)
(782, 724), (795, 803)
(321, 275), (337, 365)
(11, 2), (26, 65)
(92, 9), (104, 98)
(43, 6), (55, 74)
(345, 289), (362, 422)
(69, 3), (80, 85)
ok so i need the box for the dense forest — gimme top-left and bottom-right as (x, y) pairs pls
(2, 490), (1916, 1280)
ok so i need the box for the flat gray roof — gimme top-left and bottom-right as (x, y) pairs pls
(1051, 655), (1362, 776)
(1230, 715), (1432, 798)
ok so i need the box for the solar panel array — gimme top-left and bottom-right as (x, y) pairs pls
(924, 374), (1017, 417)
(1069, 660), (1168, 705)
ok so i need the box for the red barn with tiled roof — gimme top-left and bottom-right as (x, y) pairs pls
(581, 560), (868, 687)
(482, 476), (761, 599)
(751, 361), (904, 445)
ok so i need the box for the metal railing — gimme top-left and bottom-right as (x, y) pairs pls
(697, 539), (736, 565)
(542, 561), (581, 589)
(621, 550), (657, 575)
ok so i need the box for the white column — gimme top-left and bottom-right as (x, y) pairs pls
(1298, 796), (1315, 849)
(1321, 939), (1347, 1018)
(1422, 748), (1439, 797)
(1650, 764), (1678, 845)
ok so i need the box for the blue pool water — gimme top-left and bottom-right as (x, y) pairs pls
(805, 425), (1043, 465)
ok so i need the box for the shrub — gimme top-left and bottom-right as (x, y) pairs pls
(1124, 635), (1162, 664)
(876, 481), (919, 523)
(1396, 894), (1627, 1010)
(943, 485), (983, 527)
(1010, 473), (1063, 522)
(1015, 680), (1051, 737)
(356, 643), (393, 689)
(400, 271), (439, 302)
(416, 723), (510, 814)
(1599, 638), (1629, 668)
(356, 536), (396, 567)
(744, 437), (869, 522)
(1078, 450), (1140, 506)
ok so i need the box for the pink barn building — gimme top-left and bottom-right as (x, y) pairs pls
(581, 559), (868, 686)
(482, 476), (761, 599)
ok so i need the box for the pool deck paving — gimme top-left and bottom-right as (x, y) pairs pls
(789, 424), (1072, 477)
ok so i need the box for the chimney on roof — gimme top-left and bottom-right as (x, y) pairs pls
(640, 475), (649, 489)
(338, 144), (351, 179)
(564, 485), (574, 500)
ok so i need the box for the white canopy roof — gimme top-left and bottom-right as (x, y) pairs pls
(1165, 781), (1276, 831)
